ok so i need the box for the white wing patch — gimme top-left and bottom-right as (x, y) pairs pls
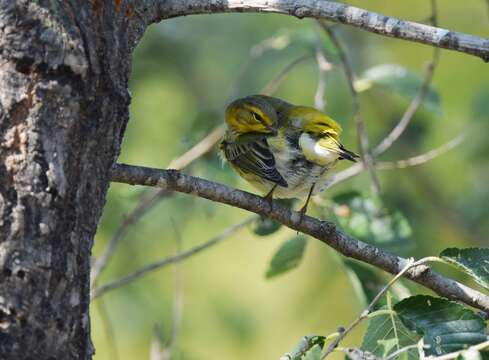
(299, 133), (339, 166)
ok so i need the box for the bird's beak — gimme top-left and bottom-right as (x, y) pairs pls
(265, 125), (277, 136)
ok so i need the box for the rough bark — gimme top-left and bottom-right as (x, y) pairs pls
(111, 164), (489, 313)
(0, 1), (144, 358)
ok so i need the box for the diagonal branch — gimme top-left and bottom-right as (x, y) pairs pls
(320, 22), (381, 196)
(373, 0), (440, 157)
(91, 216), (256, 299)
(155, 0), (489, 62)
(110, 163), (489, 313)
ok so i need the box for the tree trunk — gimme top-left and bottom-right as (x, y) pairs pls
(0, 1), (145, 358)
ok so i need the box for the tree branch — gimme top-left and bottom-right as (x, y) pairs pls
(320, 22), (381, 196)
(155, 0), (489, 62)
(91, 216), (256, 299)
(110, 163), (489, 312)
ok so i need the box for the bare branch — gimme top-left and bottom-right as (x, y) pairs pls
(332, 134), (464, 186)
(90, 190), (170, 284)
(156, 1), (489, 62)
(320, 22), (381, 196)
(314, 45), (332, 111)
(109, 163), (489, 312)
(384, 344), (424, 360)
(92, 216), (256, 299)
(376, 134), (465, 170)
(261, 54), (313, 95)
(94, 296), (120, 360)
(373, 0), (440, 157)
(322, 257), (443, 358)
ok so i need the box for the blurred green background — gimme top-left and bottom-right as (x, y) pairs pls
(91, 1), (489, 359)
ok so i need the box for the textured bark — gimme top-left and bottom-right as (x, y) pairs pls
(111, 164), (489, 313)
(0, 1), (144, 358)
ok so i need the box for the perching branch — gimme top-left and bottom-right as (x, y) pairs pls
(94, 135), (461, 297)
(155, 0), (489, 62)
(91, 49), (316, 285)
(110, 163), (489, 313)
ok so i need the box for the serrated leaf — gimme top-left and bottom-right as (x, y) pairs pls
(252, 217), (281, 236)
(344, 260), (411, 308)
(303, 344), (322, 360)
(281, 335), (325, 360)
(332, 192), (414, 253)
(344, 259), (386, 307)
(266, 235), (306, 279)
(394, 295), (487, 356)
(440, 248), (489, 290)
(355, 64), (441, 114)
(362, 298), (419, 360)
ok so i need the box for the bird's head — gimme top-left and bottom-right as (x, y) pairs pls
(225, 95), (278, 138)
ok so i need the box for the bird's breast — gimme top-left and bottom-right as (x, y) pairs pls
(298, 133), (339, 166)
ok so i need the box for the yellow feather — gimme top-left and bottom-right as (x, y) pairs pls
(285, 106), (342, 139)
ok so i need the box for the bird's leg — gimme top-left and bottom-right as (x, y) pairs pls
(299, 183), (316, 221)
(263, 183), (278, 214)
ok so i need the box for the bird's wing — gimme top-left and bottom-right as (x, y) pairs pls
(222, 139), (288, 187)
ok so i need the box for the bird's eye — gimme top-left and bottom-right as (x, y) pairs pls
(253, 113), (265, 123)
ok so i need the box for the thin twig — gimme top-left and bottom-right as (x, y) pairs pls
(163, 221), (183, 360)
(427, 340), (489, 360)
(90, 190), (170, 284)
(227, 32), (291, 99)
(383, 344), (424, 360)
(332, 133), (464, 186)
(321, 257), (444, 359)
(320, 21), (381, 196)
(314, 43), (332, 111)
(168, 125), (225, 170)
(260, 54), (313, 96)
(95, 296), (120, 360)
(376, 134), (464, 170)
(92, 216), (256, 299)
(373, 0), (440, 157)
(109, 164), (489, 312)
(157, 0), (489, 62)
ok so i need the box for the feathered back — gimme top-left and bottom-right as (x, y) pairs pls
(285, 106), (342, 139)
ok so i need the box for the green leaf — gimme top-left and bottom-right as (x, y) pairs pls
(252, 217), (281, 236)
(456, 350), (489, 360)
(344, 259), (386, 307)
(355, 64), (441, 114)
(362, 294), (419, 360)
(303, 344), (322, 360)
(266, 235), (306, 279)
(440, 248), (489, 290)
(332, 192), (414, 253)
(394, 295), (487, 356)
(281, 335), (325, 360)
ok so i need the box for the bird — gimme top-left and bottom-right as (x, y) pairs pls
(220, 95), (358, 217)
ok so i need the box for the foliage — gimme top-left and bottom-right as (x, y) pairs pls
(440, 248), (489, 290)
(332, 192), (414, 253)
(93, 2), (489, 359)
(265, 235), (307, 279)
